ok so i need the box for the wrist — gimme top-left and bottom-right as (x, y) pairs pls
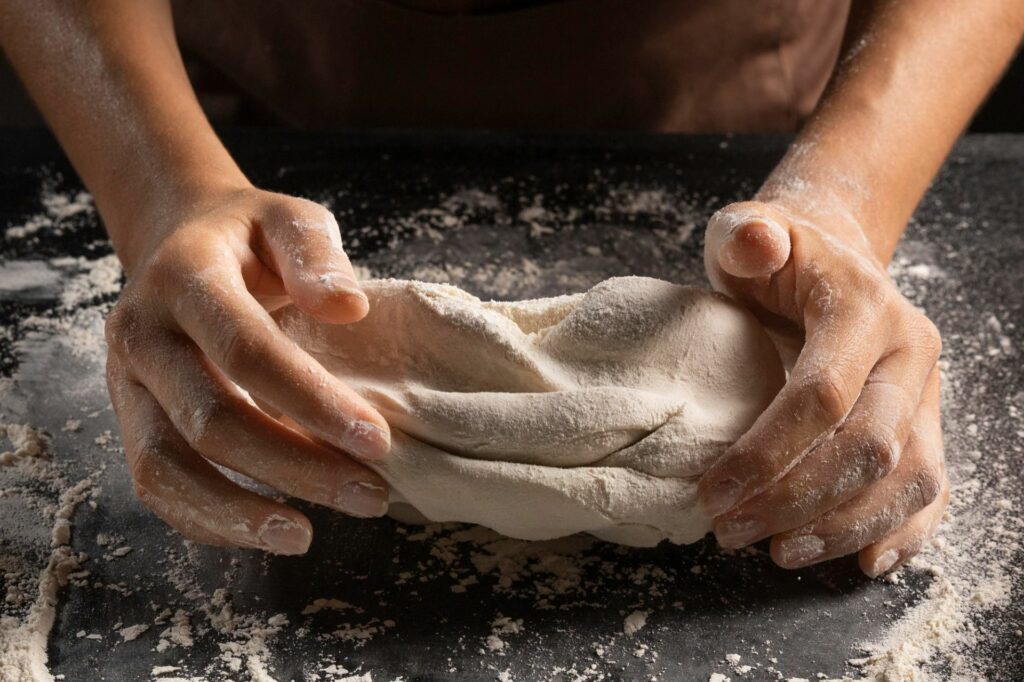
(757, 185), (867, 243)
(755, 158), (898, 266)
(106, 166), (253, 275)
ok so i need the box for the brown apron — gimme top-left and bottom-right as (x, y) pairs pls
(172, 0), (849, 132)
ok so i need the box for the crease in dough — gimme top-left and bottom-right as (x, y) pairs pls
(275, 276), (784, 546)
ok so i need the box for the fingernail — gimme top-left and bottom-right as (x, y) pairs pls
(701, 479), (744, 517)
(716, 517), (766, 548)
(777, 534), (826, 567)
(869, 548), (900, 578)
(337, 420), (391, 460)
(717, 217), (789, 279)
(317, 272), (366, 297)
(257, 515), (311, 555)
(337, 481), (389, 518)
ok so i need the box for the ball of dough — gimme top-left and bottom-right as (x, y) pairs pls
(275, 276), (784, 546)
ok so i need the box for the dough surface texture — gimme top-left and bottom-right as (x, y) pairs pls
(276, 276), (784, 546)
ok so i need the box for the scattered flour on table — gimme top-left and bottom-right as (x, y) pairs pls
(0, 254), (123, 364)
(1, 177), (1021, 681)
(4, 181), (93, 241)
(1, 204), (123, 681)
(0, 423), (95, 682)
(344, 184), (705, 300)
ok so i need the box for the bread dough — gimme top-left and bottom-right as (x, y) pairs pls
(275, 276), (784, 546)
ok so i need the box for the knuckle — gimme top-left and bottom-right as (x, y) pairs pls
(808, 368), (854, 426)
(305, 201), (337, 225)
(104, 298), (140, 355)
(209, 316), (271, 382)
(747, 449), (784, 483)
(132, 481), (157, 510)
(104, 358), (120, 396)
(861, 431), (901, 477)
(915, 317), (943, 361)
(103, 303), (126, 349)
(861, 274), (891, 307)
(288, 198), (340, 232)
(128, 444), (161, 493)
(910, 465), (943, 510)
(176, 395), (231, 449)
(147, 235), (192, 281)
(213, 321), (251, 377)
(843, 269), (888, 310)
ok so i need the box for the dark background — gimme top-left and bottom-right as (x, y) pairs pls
(970, 48), (1024, 132)
(0, 40), (1021, 132)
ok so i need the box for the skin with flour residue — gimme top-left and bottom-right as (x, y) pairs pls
(690, 0), (1023, 575)
(701, 196), (949, 575)
(0, 0), (1020, 568)
(101, 190), (394, 554)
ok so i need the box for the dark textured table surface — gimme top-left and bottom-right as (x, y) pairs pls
(0, 130), (1021, 681)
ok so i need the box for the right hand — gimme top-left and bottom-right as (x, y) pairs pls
(104, 186), (391, 555)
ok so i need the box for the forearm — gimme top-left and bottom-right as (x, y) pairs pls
(758, 0), (1024, 263)
(0, 0), (248, 270)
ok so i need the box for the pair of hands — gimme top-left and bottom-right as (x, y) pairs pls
(105, 185), (948, 575)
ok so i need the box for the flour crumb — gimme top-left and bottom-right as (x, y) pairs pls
(623, 610), (649, 635)
(117, 623), (149, 642)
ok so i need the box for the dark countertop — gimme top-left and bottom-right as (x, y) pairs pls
(0, 130), (1022, 681)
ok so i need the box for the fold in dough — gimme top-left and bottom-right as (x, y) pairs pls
(275, 276), (785, 546)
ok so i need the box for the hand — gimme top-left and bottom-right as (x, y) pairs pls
(698, 198), (949, 577)
(104, 186), (391, 555)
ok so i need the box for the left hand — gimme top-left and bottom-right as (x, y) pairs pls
(698, 198), (949, 577)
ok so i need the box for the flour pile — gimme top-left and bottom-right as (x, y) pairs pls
(276, 276), (784, 546)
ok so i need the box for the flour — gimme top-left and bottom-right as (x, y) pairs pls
(0, 262), (62, 296)
(57, 254), (122, 310)
(622, 610), (648, 635)
(349, 184), (707, 301)
(0, 460), (94, 682)
(1, 169), (1021, 680)
(3, 181), (94, 241)
(484, 616), (523, 654)
(0, 239), (121, 681)
(0, 423), (50, 465)
(9, 255), (123, 364)
(837, 225), (1024, 680)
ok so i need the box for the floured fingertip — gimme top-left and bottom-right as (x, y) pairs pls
(299, 271), (370, 323)
(256, 513), (313, 555)
(865, 547), (901, 578)
(718, 219), (791, 279)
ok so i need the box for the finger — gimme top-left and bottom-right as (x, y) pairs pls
(714, 349), (941, 548)
(178, 525), (235, 549)
(770, 450), (942, 570)
(704, 202), (792, 287)
(168, 257), (390, 460)
(117, 329), (389, 518)
(769, 394), (945, 569)
(107, 353), (313, 554)
(859, 475), (949, 578)
(258, 197), (369, 324)
(699, 297), (889, 517)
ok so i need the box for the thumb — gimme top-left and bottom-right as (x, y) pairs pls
(704, 201), (792, 288)
(261, 198), (370, 324)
